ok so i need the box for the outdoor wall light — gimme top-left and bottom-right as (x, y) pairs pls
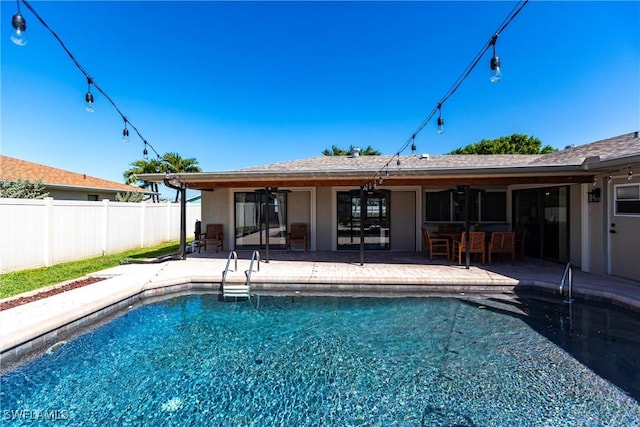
(11, 10), (27, 46)
(490, 34), (502, 83)
(85, 78), (95, 112)
(437, 105), (445, 134)
(628, 167), (633, 181)
(607, 175), (613, 184)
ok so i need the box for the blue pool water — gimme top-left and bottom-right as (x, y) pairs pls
(1, 295), (639, 425)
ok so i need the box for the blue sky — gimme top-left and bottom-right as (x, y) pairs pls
(2, 1), (639, 189)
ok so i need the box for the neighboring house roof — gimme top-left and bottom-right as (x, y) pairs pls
(0, 155), (148, 193)
(140, 132), (640, 189)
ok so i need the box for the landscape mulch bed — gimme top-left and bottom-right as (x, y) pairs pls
(1, 277), (106, 311)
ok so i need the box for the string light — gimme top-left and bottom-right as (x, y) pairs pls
(143, 141), (149, 159)
(490, 34), (502, 83)
(13, 0), (162, 160)
(411, 134), (417, 153)
(437, 105), (445, 134)
(11, 0), (27, 46)
(122, 118), (129, 143)
(361, 0), (528, 190)
(85, 77), (95, 112)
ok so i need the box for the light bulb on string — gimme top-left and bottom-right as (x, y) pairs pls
(411, 134), (416, 154)
(155, 155), (162, 172)
(437, 105), (445, 134)
(490, 34), (502, 83)
(85, 77), (95, 112)
(122, 119), (129, 143)
(143, 141), (149, 159)
(10, 2), (27, 46)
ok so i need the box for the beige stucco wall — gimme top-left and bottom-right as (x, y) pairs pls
(200, 189), (231, 248)
(391, 191), (416, 251)
(288, 191), (310, 225)
(569, 184), (583, 268)
(315, 187), (333, 251)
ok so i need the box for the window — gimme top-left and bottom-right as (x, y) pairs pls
(425, 191), (450, 221)
(615, 184), (640, 216)
(88, 194), (99, 201)
(481, 192), (507, 221)
(425, 190), (506, 222)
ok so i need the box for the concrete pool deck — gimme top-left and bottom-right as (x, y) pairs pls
(1, 251), (639, 365)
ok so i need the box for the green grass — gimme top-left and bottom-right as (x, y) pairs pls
(0, 241), (186, 299)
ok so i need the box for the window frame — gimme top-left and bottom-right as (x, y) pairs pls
(614, 183), (640, 217)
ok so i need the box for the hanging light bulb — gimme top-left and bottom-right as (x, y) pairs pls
(122, 119), (129, 143)
(490, 34), (502, 83)
(437, 105), (445, 134)
(143, 141), (149, 159)
(155, 155), (161, 172)
(411, 134), (416, 154)
(396, 156), (401, 167)
(85, 78), (95, 112)
(10, 3), (27, 46)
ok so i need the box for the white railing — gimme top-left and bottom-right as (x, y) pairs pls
(0, 197), (200, 273)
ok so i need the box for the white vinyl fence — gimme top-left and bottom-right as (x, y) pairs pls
(0, 198), (200, 274)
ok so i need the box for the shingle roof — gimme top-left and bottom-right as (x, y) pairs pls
(0, 155), (146, 193)
(529, 132), (640, 165)
(235, 132), (640, 173)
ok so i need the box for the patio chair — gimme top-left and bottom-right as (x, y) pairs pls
(198, 223), (224, 253)
(422, 227), (450, 260)
(488, 231), (516, 264)
(515, 228), (527, 260)
(286, 223), (308, 252)
(453, 231), (486, 265)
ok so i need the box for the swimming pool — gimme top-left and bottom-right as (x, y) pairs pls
(1, 295), (639, 425)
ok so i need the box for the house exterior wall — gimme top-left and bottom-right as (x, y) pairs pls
(201, 189), (231, 249)
(569, 184), (583, 269)
(607, 166), (640, 281)
(315, 187), (333, 251)
(390, 191), (416, 251)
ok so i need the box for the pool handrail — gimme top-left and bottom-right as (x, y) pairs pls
(559, 262), (574, 303)
(221, 250), (238, 291)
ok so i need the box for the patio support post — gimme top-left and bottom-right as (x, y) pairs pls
(464, 185), (471, 269)
(265, 187), (270, 263)
(164, 177), (187, 260)
(360, 184), (365, 266)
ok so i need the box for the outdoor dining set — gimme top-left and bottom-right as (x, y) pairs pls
(422, 227), (526, 265)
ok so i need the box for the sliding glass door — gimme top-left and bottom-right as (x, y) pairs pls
(337, 190), (390, 250)
(234, 191), (288, 250)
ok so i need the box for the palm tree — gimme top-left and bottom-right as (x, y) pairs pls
(123, 158), (163, 202)
(162, 152), (202, 202)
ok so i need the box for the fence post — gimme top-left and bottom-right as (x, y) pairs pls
(44, 197), (54, 267)
(166, 200), (172, 241)
(102, 199), (110, 255)
(140, 202), (146, 248)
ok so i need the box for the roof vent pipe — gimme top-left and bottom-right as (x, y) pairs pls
(635, 131), (639, 138)
(350, 147), (361, 157)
